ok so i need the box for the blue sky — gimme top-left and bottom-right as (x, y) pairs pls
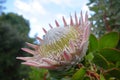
(4, 0), (90, 38)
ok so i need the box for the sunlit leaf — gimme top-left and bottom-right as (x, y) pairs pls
(100, 74), (105, 80)
(116, 61), (120, 68)
(29, 68), (48, 80)
(85, 52), (94, 62)
(89, 34), (98, 52)
(98, 32), (119, 49)
(100, 48), (120, 63)
(72, 68), (86, 80)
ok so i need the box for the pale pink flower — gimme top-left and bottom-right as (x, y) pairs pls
(17, 12), (91, 70)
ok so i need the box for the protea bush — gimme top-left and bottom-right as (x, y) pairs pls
(17, 12), (90, 70)
(17, 12), (92, 79)
(16, 10), (120, 80)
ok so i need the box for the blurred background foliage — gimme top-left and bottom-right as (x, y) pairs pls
(0, 0), (34, 80)
(0, 0), (120, 80)
(87, 0), (120, 37)
(0, 12), (33, 80)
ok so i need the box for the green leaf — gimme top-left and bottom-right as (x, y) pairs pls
(108, 69), (120, 79)
(85, 52), (94, 62)
(29, 68), (48, 80)
(93, 53), (109, 69)
(89, 34), (98, 52)
(100, 48), (120, 63)
(83, 77), (90, 80)
(98, 32), (119, 49)
(116, 61), (120, 68)
(100, 74), (105, 80)
(72, 68), (86, 80)
(49, 68), (75, 79)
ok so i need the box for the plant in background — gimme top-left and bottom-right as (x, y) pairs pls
(0, 13), (32, 80)
(87, 0), (120, 37)
(87, 31), (120, 80)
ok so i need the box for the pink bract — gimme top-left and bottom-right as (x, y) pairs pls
(17, 12), (91, 70)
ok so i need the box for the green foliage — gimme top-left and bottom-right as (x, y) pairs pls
(87, 0), (120, 37)
(100, 74), (105, 80)
(88, 32), (120, 79)
(0, 13), (33, 80)
(98, 32), (119, 49)
(100, 49), (120, 63)
(28, 67), (48, 80)
(88, 34), (98, 52)
(72, 68), (86, 80)
(85, 52), (94, 62)
(0, 13), (30, 40)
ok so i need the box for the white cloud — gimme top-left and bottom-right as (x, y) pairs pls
(14, 0), (47, 15)
(14, 0), (48, 38)
(40, 0), (87, 8)
(48, 0), (71, 6)
(14, 0), (30, 12)
(13, 0), (89, 38)
(31, 1), (47, 15)
(38, 0), (71, 5)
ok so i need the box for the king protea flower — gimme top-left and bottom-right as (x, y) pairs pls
(17, 12), (90, 70)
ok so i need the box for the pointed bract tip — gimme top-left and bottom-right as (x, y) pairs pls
(55, 20), (60, 27)
(42, 28), (47, 33)
(62, 16), (67, 26)
(70, 14), (74, 26)
(49, 24), (53, 28)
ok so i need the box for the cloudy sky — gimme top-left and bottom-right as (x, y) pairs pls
(5, 0), (90, 38)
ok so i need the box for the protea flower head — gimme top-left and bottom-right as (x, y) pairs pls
(17, 12), (90, 70)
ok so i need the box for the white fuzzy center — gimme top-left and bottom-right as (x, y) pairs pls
(43, 27), (70, 45)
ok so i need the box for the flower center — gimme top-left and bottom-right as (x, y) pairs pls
(41, 26), (78, 56)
